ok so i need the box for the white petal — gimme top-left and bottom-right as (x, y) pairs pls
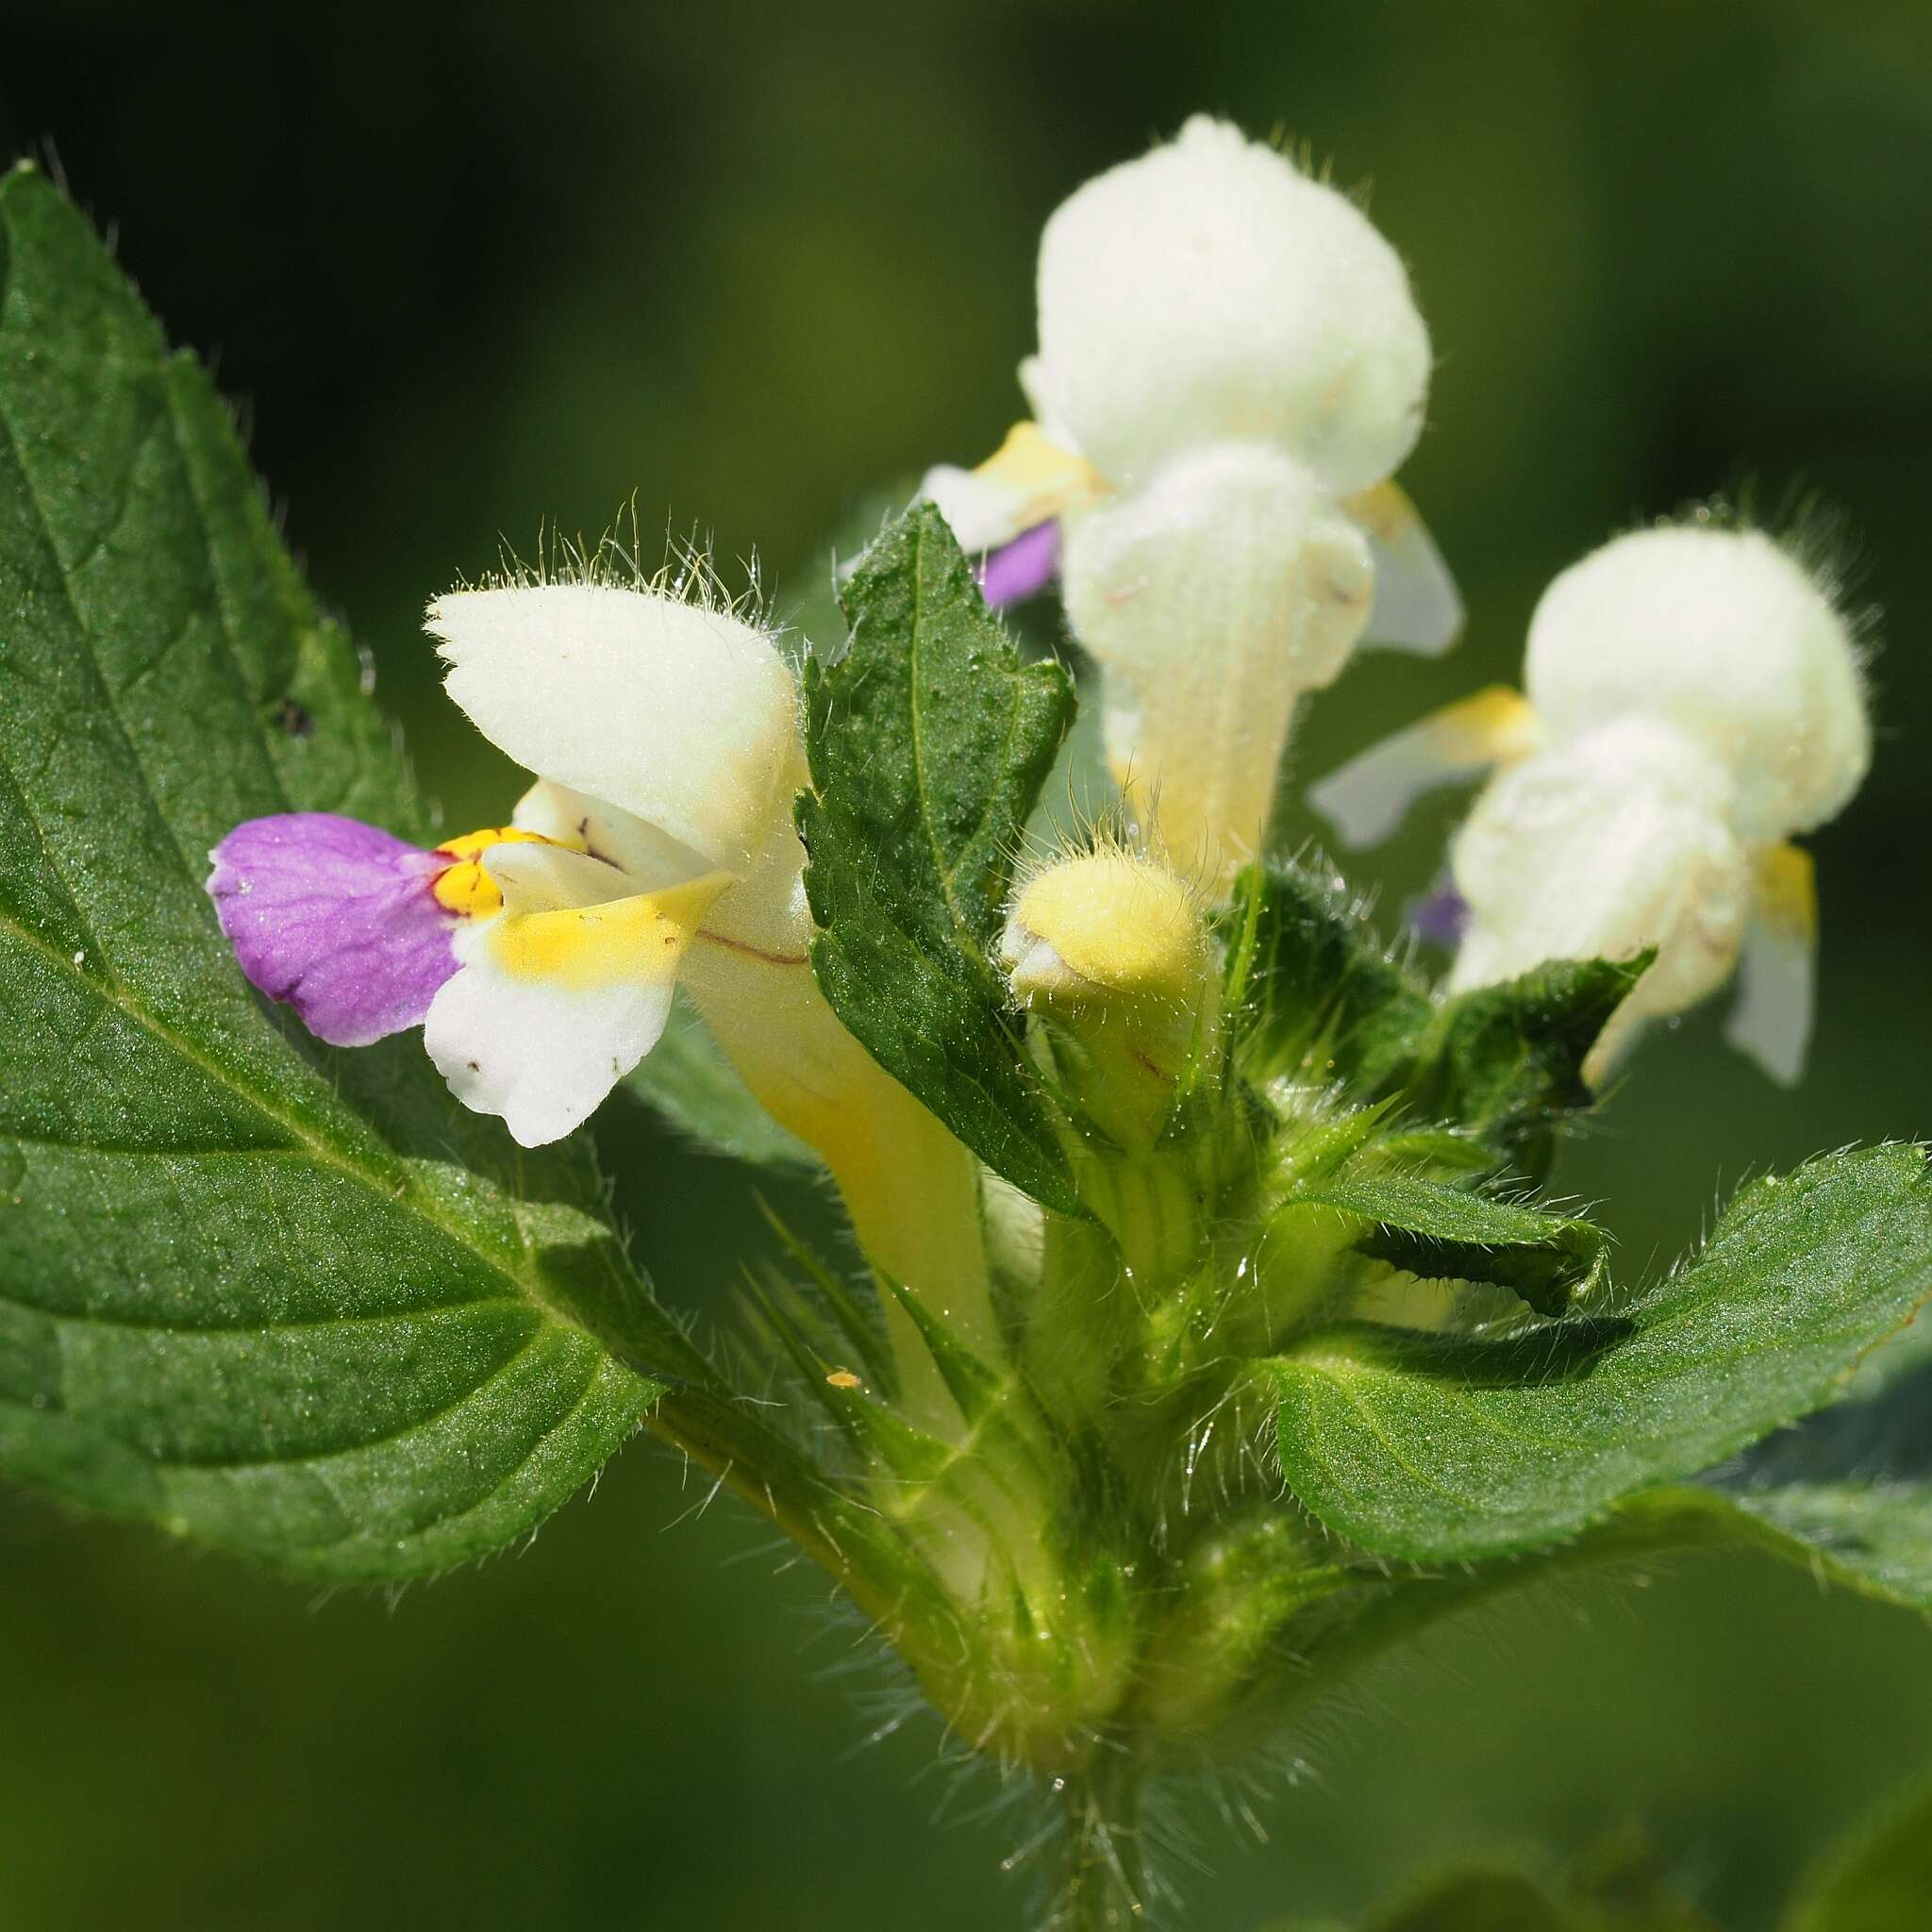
(427, 583), (804, 874)
(918, 422), (1106, 555)
(1449, 721), (1752, 1028)
(1724, 843), (1818, 1085)
(919, 463), (1023, 557)
(1341, 480), (1465, 655)
(1031, 116), (1430, 493)
(479, 839), (628, 913)
(1524, 525), (1870, 841)
(425, 872), (728, 1146)
(510, 778), (701, 890)
(1060, 441), (1371, 883)
(1308, 686), (1542, 850)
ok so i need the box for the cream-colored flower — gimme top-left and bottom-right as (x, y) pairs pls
(1311, 522), (1871, 1083)
(921, 115), (1460, 885)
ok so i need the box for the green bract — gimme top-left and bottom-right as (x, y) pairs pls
(2, 167), (1928, 1932)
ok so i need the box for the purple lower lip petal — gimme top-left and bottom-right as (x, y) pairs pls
(207, 812), (459, 1047)
(975, 518), (1061, 608)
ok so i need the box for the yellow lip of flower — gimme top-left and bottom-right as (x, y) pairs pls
(430, 825), (575, 919)
(487, 871), (732, 991)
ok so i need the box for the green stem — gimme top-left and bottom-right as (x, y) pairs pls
(1048, 1756), (1149, 1932)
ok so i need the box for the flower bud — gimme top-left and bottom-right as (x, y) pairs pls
(1030, 116), (1431, 494)
(1060, 441), (1373, 882)
(1003, 849), (1214, 1150)
(1524, 525), (1869, 841)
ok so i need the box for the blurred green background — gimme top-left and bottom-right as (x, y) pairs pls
(3, 4), (1930, 1927)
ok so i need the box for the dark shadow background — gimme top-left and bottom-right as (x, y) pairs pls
(3, 4), (1929, 1928)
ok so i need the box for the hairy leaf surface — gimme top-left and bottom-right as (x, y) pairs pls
(1221, 861), (1643, 1177)
(798, 502), (1080, 1214)
(1285, 1173), (1607, 1317)
(1220, 859), (1429, 1092)
(1264, 1147), (1932, 1561)
(0, 167), (687, 1579)
(1692, 1304), (1932, 1610)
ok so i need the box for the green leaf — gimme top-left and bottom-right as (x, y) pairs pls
(1695, 1316), (1932, 1610)
(1284, 1174), (1607, 1317)
(1783, 1763), (1932, 1932)
(1263, 1146), (1932, 1561)
(622, 993), (819, 1171)
(1219, 862), (1641, 1177)
(1399, 956), (1649, 1178)
(798, 501), (1081, 1215)
(0, 165), (697, 1579)
(1220, 858), (1430, 1092)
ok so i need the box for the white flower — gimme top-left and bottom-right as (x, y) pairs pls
(1311, 522), (1871, 1083)
(920, 116), (1461, 883)
(422, 581), (803, 1145)
(1523, 524), (1869, 841)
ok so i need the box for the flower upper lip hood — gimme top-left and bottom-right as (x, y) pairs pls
(1027, 114), (1432, 496)
(427, 579), (805, 878)
(1523, 524), (1871, 841)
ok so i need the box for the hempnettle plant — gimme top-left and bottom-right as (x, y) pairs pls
(3, 117), (1929, 1931)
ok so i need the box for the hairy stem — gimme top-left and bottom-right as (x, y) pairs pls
(1048, 1755), (1149, 1932)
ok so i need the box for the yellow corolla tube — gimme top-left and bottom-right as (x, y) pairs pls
(679, 842), (998, 1432)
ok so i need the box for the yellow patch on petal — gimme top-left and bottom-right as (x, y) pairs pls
(974, 421), (1108, 528)
(1309, 685), (1544, 851)
(1338, 478), (1417, 545)
(487, 872), (731, 991)
(431, 826), (574, 919)
(1724, 841), (1819, 1087)
(1753, 841), (1818, 943)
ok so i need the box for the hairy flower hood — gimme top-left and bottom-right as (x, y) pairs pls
(1028, 114), (1432, 494)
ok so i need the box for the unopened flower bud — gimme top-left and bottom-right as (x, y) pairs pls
(1003, 849), (1214, 1149)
